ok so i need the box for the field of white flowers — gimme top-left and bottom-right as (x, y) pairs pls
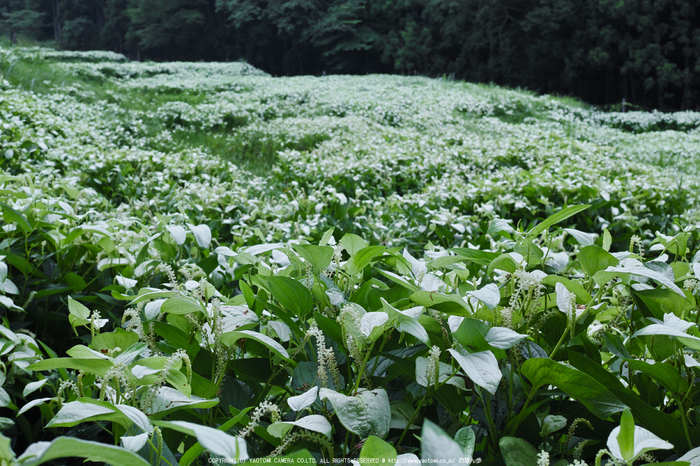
(2, 47), (700, 466)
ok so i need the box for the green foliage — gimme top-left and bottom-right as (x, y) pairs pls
(3, 53), (700, 464)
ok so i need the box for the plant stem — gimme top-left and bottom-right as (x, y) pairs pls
(397, 392), (428, 447)
(673, 392), (694, 450)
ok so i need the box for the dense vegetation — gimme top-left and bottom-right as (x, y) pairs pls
(2, 0), (700, 110)
(1, 48), (700, 464)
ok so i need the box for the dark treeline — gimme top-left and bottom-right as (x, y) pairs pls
(1, 0), (700, 110)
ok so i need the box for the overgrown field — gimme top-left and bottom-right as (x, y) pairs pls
(2, 47), (700, 465)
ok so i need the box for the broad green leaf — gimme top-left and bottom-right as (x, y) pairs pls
(319, 388), (390, 439)
(146, 387), (218, 417)
(487, 254), (517, 275)
(484, 327), (528, 349)
(455, 426), (476, 459)
(522, 358), (626, 419)
(340, 233), (368, 255)
(527, 205), (590, 239)
(23, 379), (48, 397)
(219, 330), (293, 363)
(0, 202), (31, 233)
(626, 360), (689, 394)
(166, 225), (187, 245)
(541, 415), (567, 437)
(564, 228), (596, 246)
(360, 312), (389, 342)
(319, 227), (335, 246)
(46, 401), (115, 428)
(467, 283), (501, 310)
(447, 349), (501, 394)
(160, 297), (203, 315)
(186, 223), (211, 249)
(607, 423), (673, 463)
(603, 228), (612, 251)
(347, 246), (386, 275)
(421, 419), (466, 463)
(67, 296), (90, 328)
(359, 436), (396, 463)
(542, 275), (592, 303)
(288, 386), (319, 412)
(579, 245), (619, 277)
(452, 318), (488, 350)
(594, 266), (685, 297)
(633, 324), (700, 350)
(66, 345), (111, 360)
(27, 358), (114, 377)
(488, 218), (514, 235)
(268, 415), (332, 440)
(292, 244), (334, 273)
(376, 269), (419, 293)
(155, 420), (247, 462)
(618, 409), (636, 461)
(451, 248), (500, 266)
(16, 436), (150, 466)
(499, 437), (538, 466)
(381, 298), (429, 344)
(409, 291), (470, 316)
(267, 276), (313, 318)
(90, 328), (140, 353)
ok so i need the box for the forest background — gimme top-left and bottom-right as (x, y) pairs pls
(1, 0), (700, 111)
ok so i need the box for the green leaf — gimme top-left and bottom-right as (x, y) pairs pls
(347, 246), (386, 275)
(455, 426), (476, 459)
(340, 233), (368, 255)
(268, 415), (332, 440)
(186, 223), (211, 249)
(579, 245), (619, 277)
(541, 275), (592, 303)
(499, 437), (538, 466)
(314, 311), (344, 344)
(452, 318), (488, 350)
(67, 296), (90, 328)
(146, 387), (218, 418)
(451, 248), (500, 266)
(488, 218), (514, 235)
(409, 291), (471, 316)
(594, 266), (685, 297)
(421, 419), (466, 462)
(487, 254), (518, 275)
(319, 227), (335, 246)
(46, 400), (116, 428)
(219, 330), (293, 364)
(27, 358), (114, 377)
(90, 328), (140, 353)
(381, 298), (429, 344)
(155, 420), (247, 462)
(360, 435), (397, 463)
(292, 244), (334, 273)
(16, 436), (149, 466)
(447, 349), (501, 394)
(527, 205), (590, 239)
(522, 358), (626, 419)
(541, 415), (567, 437)
(0, 202), (31, 234)
(484, 327), (528, 349)
(626, 360), (689, 394)
(319, 388), (390, 439)
(267, 276), (313, 318)
(618, 409), (636, 461)
(603, 228), (613, 251)
(160, 297), (204, 315)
